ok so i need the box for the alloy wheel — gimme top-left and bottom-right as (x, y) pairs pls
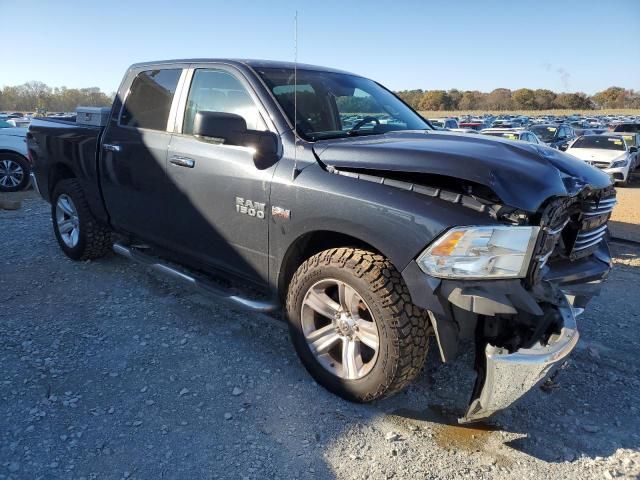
(301, 279), (380, 380)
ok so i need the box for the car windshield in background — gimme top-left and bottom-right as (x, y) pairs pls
(255, 68), (430, 140)
(530, 125), (557, 142)
(483, 132), (519, 140)
(0, 120), (13, 128)
(572, 136), (626, 150)
(620, 134), (637, 146)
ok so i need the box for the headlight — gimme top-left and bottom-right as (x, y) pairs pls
(610, 158), (628, 169)
(417, 226), (540, 279)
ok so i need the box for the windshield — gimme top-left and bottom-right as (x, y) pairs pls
(0, 120), (13, 128)
(571, 136), (626, 151)
(255, 67), (430, 141)
(530, 125), (558, 142)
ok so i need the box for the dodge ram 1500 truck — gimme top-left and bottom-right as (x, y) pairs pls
(27, 59), (615, 423)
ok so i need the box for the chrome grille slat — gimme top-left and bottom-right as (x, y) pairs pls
(574, 224), (608, 242)
(573, 236), (605, 251)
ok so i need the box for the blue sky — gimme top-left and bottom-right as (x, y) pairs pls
(2, 0), (638, 94)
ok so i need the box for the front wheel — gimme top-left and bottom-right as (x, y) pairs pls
(286, 248), (429, 402)
(51, 179), (112, 260)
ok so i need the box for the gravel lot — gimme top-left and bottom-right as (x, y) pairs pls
(1, 191), (639, 480)
(609, 171), (640, 242)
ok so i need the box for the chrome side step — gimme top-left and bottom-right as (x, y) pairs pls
(112, 243), (279, 313)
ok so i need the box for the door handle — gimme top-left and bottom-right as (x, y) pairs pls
(103, 143), (121, 152)
(169, 155), (195, 168)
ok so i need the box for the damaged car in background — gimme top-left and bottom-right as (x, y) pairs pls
(27, 59), (614, 424)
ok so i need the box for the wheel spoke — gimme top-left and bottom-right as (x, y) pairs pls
(356, 321), (379, 351)
(304, 288), (340, 320)
(59, 198), (74, 216)
(306, 324), (341, 355)
(341, 338), (361, 380)
(338, 282), (359, 315)
(58, 220), (74, 234)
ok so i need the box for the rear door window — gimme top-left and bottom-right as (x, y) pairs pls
(120, 69), (182, 130)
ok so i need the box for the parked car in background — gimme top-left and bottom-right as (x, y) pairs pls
(608, 132), (639, 170)
(428, 118), (459, 129)
(0, 123), (30, 192)
(480, 128), (541, 144)
(565, 135), (636, 186)
(611, 122), (640, 133)
(529, 124), (576, 150)
(458, 120), (486, 131)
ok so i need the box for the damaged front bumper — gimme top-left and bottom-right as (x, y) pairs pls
(459, 295), (578, 423)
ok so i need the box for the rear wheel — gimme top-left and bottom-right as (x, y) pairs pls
(286, 248), (429, 402)
(0, 154), (30, 192)
(51, 179), (112, 260)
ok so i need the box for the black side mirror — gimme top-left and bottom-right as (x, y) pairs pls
(193, 111), (248, 145)
(559, 143), (569, 151)
(630, 146), (638, 153)
(245, 130), (280, 170)
(193, 111), (280, 170)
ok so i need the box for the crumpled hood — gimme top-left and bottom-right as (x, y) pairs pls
(313, 131), (612, 212)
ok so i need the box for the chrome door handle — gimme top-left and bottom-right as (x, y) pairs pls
(103, 143), (121, 152)
(169, 155), (195, 168)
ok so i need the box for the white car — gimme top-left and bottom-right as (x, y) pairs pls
(429, 118), (458, 129)
(0, 121), (30, 192)
(480, 128), (542, 144)
(565, 135), (636, 186)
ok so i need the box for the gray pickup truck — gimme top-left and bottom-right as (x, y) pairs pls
(27, 59), (615, 423)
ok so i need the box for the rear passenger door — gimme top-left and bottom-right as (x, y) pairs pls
(100, 67), (187, 244)
(164, 65), (277, 284)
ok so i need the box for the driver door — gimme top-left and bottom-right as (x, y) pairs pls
(164, 66), (277, 284)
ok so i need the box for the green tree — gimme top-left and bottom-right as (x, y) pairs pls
(512, 88), (536, 110)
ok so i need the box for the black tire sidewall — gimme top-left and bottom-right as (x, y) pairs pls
(51, 181), (89, 260)
(287, 261), (400, 402)
(0, 154), (30, 192)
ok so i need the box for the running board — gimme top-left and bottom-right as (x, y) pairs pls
(112, 243), (279, 313)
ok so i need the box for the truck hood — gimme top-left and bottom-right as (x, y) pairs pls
(313, 131), (612, 212)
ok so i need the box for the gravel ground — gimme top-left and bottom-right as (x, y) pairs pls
(1, 191), (639, 480)
(609, 171), (640, 242)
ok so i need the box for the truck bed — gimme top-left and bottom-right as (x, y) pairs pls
(28, 117), (108, 223)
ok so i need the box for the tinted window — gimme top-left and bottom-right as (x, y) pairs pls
(183, 69), (265, 134)
(120, 69), (182, 130)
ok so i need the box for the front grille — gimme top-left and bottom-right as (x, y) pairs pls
(527, 186), (616, 285)
(590, 162), (610, 169)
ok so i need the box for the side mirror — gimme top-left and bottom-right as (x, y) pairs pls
(559, 143), (568, 151)
(193, 111), (248, 145)
(193, 111), (280, 170)
(630, 146), (638, 153)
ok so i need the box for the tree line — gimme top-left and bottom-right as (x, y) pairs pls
(396, 86), (640, 111)
(1, 81), (638, 113)
(0, 81), (113, 112)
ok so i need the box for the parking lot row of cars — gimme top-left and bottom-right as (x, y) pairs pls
(429, 115), (640, 186)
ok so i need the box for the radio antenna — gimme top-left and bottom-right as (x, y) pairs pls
(292, 10), (300, 180)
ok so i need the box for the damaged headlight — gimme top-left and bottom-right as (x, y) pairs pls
(417, 226), (540, 279)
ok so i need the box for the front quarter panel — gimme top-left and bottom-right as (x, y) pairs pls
(268, 155), (500, 291)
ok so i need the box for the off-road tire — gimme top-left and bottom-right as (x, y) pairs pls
(286, 248), (429, 402)
(51, 179), (112, 260)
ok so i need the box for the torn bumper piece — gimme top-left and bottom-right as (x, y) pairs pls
(459, 298), (578, 424)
